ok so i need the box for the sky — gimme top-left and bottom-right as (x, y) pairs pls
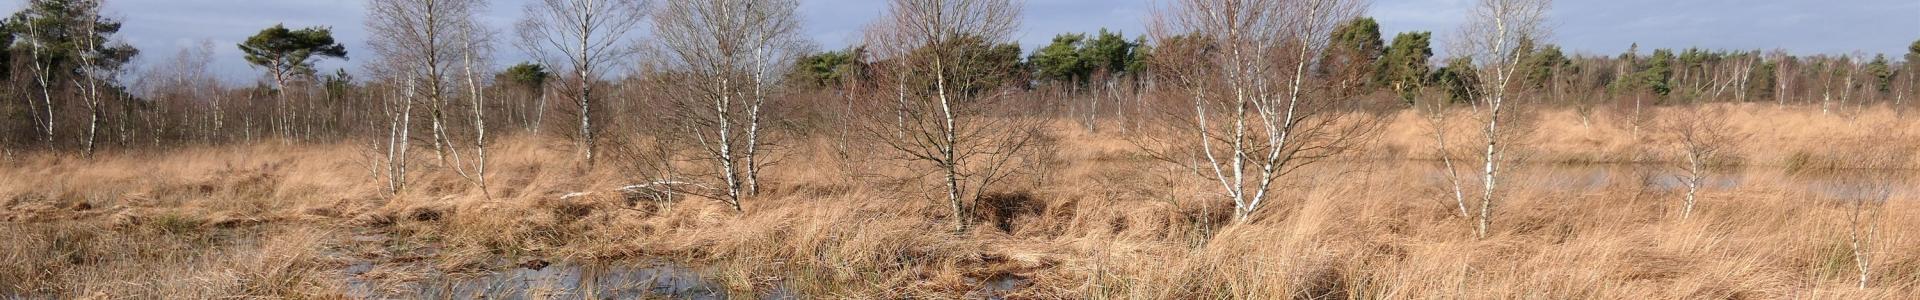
(2, 0), (1915, 83)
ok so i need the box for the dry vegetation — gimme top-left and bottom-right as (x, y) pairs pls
(3, 103), (1917, 299)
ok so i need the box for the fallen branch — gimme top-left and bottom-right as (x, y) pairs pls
(557, 180), (724, 202)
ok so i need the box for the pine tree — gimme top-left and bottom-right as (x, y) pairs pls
(1324, 18), (1384, 90)
(1378, 31), (1432, 104)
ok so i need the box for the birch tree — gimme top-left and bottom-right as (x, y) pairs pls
(861, 0), (1042, 231)
(137, 42), (223, 144)
(499, 63), (552, 132)
(519, 0), (650, 163)
(454, 19), (496, 198)
(1142, 0), (1377, 223)
(651, 0), (805, 211)
(1903, 40), (1919, 108)
(370, 64), (417, 194)
(1845, 181), (1890, 289)
(1769, 49), (1792, 106)
(1421, 92), (1473, 219)
(367, 0), (490, 193)
(7, 0), (134, 154)
(9, 1), (70, 151)
(70, 5), (107, 156)
(1836, 151), (1906, 289)
(1451, 0), (1551, 238)
(1661, 106), (1738, 219)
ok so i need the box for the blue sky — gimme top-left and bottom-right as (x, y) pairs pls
(3, 0), (1915, 83)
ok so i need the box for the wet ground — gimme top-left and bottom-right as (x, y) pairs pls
(345, 261), (729, 299)
(340, 259), (1027, 299)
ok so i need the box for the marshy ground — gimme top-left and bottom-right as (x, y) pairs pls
(5, 104), (1919, 299)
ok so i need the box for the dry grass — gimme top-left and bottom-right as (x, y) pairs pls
(3, 104), (1918, 299)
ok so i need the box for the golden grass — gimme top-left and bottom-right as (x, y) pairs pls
(3, 104), (1918, 299)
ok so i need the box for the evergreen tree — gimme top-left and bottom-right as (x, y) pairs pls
(907, 35), (1022, 95)
(1750, 61), (1777, 100)
(1866, 54), (1891, 93)
(500, 62), (551, 93)
(1607, 43), (1640, 96)
(1908, 39), (1920, 64)
(6, 0), (138, 86)
(792, 50), (861, 89)
(1030, 29), (1142, 90)
(1378, 31), (1432, 104)
(1125, 36), (1150, 76)
(1521, 43), (1570, 90)
(4, 0), (139, 152)
(1433, 57), (1480, 104)
(1030, 33), (1089, 86)
(1323, 18), (1384, 90)
(238, 24), (348, 90)
(1640, 49), (1675, 97)
(1082, 29), (1141, 76)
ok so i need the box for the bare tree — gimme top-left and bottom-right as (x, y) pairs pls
(1660, 106), (1738, 219)
(860, 0), (1041, 231)
(1902, 51), (1918, 109)
(1819, 56), (1843, 115)
(1845, 181), (1889, 289)
(519, 0), (651, 163)
(367, 0), (490, 193)
(1769, 49), (1792, 106)
(1451, 0), (1552, 238)
(20, 13), (58, 151)
(1901, 57), (1915, 109)
(1834, 149), (1906, 289)
(1141, 0), (1377, 223)
(1715, 50), (1756, 102)
(72, 6), (108, 157)
(372, 67), (418, 194)
(1843, 52), (1858, 112)
(455, 18), (497, 198)
(650, 0), (805, 211)
(1420, 98), (1473, 219)
(136, 41), (224, 144)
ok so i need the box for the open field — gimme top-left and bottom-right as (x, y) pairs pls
(4, 104), (1918, 299)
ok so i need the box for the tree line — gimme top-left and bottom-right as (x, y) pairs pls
(3, 0), (1916, 155)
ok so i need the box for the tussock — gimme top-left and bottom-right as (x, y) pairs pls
(3, 105), (1918, 298)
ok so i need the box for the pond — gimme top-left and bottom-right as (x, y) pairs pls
(1423, 163), (1911, 201)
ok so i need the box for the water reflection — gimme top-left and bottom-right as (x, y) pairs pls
(1425, 163), (1909, 200)
(344, 261), (1026, 299)
(346, 262), (725, 299)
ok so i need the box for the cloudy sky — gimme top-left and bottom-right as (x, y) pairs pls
(4, 0), (1915, 83)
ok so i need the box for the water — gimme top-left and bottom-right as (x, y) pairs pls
(346, 261), (725, 299)
(1425, 163), (1910, 201)
(343, 260), (1030, 299)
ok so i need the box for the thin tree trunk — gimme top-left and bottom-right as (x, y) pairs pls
(936, 56), (966, 232)
(1431, 111), (1470, 218)
(577, 15), (596, 164)
(461, 35), (491, 200)
(745, 49), (768, 196)
(715, 76), (742, 211)
(26, 20), (57, 151)
(1682, 152), (1702, 219)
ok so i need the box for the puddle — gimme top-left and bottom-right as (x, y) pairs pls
(343, 259), (1031, 299)
(964, 274), (1030, 300)
(346, 261), (725, 299)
